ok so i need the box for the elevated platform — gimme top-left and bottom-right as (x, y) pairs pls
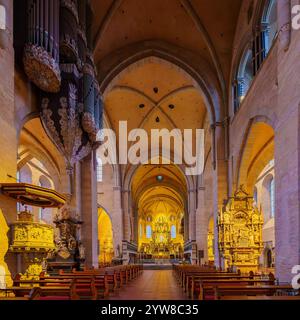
(140, 258), (181, 270)
(142, 263), (173, 270)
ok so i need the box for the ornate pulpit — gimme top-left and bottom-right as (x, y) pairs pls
(9, 209), (56, 279)
(218, 186), (263, 273)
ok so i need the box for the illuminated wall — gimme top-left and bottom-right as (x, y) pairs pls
(98, 208), (114, 264)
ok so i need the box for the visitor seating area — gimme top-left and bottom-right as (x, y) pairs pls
(173, 265), (300, 300)
(0, 265), (143, 300)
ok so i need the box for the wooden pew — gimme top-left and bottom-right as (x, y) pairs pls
(219, 295), (300, 300)
(214, 284), (299, 300)
(196, 278), (276, 300)
(29, 286), (75, 300)
(2, 264), (142, 300)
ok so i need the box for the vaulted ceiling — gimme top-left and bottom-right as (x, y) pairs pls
(91, 0), (242, 87)
(93, 0), (243, 207)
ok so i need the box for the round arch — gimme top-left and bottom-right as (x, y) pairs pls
(98, 207), (114, 265)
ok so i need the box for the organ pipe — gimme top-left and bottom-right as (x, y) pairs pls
(23, 0), (61, 93)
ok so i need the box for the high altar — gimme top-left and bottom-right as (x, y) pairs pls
(139, 216), (183, 259)
(218, 186), (263, 273)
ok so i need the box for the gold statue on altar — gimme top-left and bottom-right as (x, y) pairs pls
(138, 214), (183, 259)
(218, 186), (263, 273)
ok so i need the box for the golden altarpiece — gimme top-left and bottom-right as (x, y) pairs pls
(218, 186), (263, 273)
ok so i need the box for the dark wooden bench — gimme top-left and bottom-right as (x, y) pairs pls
(196, 278), (276, 300)
(214, 285), (299, 300)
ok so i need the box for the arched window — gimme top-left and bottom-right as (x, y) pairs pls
(269, 178), (275, 218)
(19, 164), (32, 184)
(0, 5), (6, 30)
(96, 157), (103, 182)
(234, 47), (253, 112)
(171, 225), (176, 239)
(39, 175), (52, 189)
(253, 187), (258, 205)
(146, 225), (152, 239)
(252, 0), (278, 74)
(139, 223), (143, 237)
(262, 0), (277, 56)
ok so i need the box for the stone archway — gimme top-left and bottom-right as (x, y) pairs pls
(98, 207), (114, 265)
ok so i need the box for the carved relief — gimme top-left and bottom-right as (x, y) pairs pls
(218, 186), (263, 273)
(0, 209), (12, 290)
(53, 205), (83, 261)
(9, 209), (56, 280)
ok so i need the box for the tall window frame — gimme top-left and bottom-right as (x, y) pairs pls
(146, 225), (152, 239)
(96, 157), (103, 182)
(233, 46), (254, 112)
(269, 177), (275, 218)
(171, 225), (176, 239)
(261, 0), (278, 57)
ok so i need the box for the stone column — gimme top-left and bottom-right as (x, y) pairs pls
(275, 9), (300, 281)
(0, 0), (18, 280)
(122, 190), (131, 242)
(195, 185), (208, 263)
(112, 185), (123, 256)
(211, 122), (228, 268)
(188, 189), (196, 241)
(80, 152), (98, 268)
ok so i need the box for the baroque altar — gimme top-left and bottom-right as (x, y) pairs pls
(218, 186), (263, 273)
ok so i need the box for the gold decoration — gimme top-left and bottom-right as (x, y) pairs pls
(1, 183), (67, 208)
(207, 232), (214, 263)
(98, 209), (114, 264)
(0, 209), (13, 293)
(207, 217), (214, 263)
(218, 186), (263, 273)
(9, 209), (55, 280)
(138, 214), (183, 259)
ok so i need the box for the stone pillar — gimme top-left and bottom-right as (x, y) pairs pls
(275, 9), (300, 281)
(184, 205), (189, 242)
(80, 152), (98, 268)
(112, 186), (123, 256)
(188, 189), (196, 241)
(122, 190), (131, 242)
(195, 186), (208, 263)
(133, 205), (139, 245)
(211, 122), (228, 268)
(0, 0), (18, 280)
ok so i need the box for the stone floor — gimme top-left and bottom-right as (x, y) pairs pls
(110, 270), (188, 300)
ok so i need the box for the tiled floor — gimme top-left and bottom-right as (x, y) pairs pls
(110, 270), (188, 300)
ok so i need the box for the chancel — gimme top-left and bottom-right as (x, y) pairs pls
(0, 0), (300, 302)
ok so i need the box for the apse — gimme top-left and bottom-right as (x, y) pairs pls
(130, 160), (187, 261)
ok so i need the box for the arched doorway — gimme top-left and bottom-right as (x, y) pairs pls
(98, 208), (114, 266)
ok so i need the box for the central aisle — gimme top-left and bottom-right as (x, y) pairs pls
(111, 270), (187, 300)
